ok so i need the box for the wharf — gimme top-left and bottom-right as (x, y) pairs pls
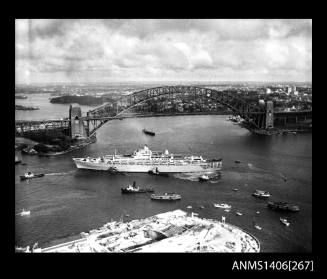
(37, 210), (260, 253)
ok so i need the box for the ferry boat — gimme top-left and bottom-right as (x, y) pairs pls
(73, 145), (223, 173)
(151, 193), (181, 201)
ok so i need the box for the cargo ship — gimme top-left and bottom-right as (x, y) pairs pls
(73, 145), (222, 173)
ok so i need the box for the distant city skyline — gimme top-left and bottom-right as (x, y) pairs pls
(15, 19), (312, 85)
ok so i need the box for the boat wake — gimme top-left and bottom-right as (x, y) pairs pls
(45, 170), (76, 176)
(173, 171), (221, 183)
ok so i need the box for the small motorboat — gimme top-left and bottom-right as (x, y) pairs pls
(18, 209), (30, 216)
(252, 190), (271, 199)
(256, 211), (260, 214)
(234, 160), (242, 164)
(214, 203), (232, 209)
(280, 217), (290, 226)
(254, 224), (262, 230)
(186, 205), (192, 209)
(199, 205), (205, 209)
(236, 212), (243, 216)
(125, 214), (130, 217)
(151, 193), (181, 201)
(121, 181), (154, 194)
(224, 209), (230, 212)
(233, 188), (238, 191)
(20, 172), (44, 180)
(199, 174), (210, 182)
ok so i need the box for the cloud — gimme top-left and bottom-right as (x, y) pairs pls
(15, 19), (312, 84)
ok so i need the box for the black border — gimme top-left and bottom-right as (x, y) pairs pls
(8, 16), (316, 274)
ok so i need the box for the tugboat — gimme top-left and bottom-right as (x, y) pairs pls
(280, 217), (290, 226)
(121, 181), (154, 194)
(267, 201), (300, 212)
(252, 190), (271, 199)
(142, 128), (155, 136)
(151, 193), (181, 201)
(213, 203), (232, 209)
(20, 172), (45, 180)
(148, 167), (168, 176)
(199, 174), (210, 182)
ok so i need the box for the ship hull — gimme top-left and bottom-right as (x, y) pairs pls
(74, 160), (221, 173)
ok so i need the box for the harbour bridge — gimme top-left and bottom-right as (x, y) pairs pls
(15, 86), (312, 139)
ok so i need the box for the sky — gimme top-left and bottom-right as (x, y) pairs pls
(15, 19), (312, 85)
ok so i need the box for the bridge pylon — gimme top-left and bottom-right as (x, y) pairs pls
(265, 101), (274, 129)
(69, 104), (88, 139)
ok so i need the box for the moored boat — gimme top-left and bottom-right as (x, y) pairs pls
(121, 181), (154, 194)
(20, 172), (44, 180)
(236, 212), (243, 216)
(252, 190), (270, 199)
(142, 128), (155, 136)
(151, 193), (181, 201)
(280, 217), (290, 226)
(267, 201), (300, 212)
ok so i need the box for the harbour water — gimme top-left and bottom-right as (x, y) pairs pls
(15, 94), (312, 252)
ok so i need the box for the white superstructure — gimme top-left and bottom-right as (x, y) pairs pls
(73, 145), (222, 173)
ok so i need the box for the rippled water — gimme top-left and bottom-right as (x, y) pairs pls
(15, 94), (312, 252)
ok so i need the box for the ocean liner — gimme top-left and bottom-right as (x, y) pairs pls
(73, 145), (222, 173)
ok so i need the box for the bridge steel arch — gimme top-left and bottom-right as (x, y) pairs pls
(85, 86), (266, 137)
